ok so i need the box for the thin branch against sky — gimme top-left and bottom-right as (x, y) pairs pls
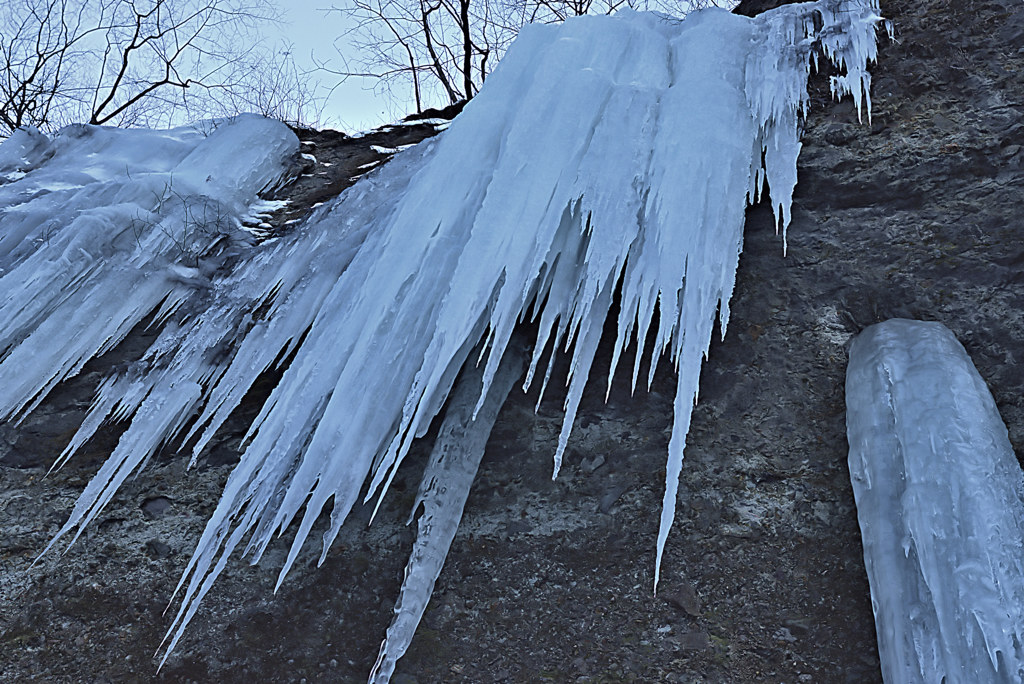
(0, 0), (333, 134)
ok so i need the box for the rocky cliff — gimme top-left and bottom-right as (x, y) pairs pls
(2, 0), (1023, 681)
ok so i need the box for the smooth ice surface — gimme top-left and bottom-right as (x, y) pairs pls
(0, 2), (884, 674)
(847, 319), (1024, 684)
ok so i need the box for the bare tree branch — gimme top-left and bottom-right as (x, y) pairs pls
(0, 0), (325, 135)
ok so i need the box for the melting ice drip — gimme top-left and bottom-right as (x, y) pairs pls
(0, 1), (884, 679)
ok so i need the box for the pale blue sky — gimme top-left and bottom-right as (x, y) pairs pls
(271, 1), (396, 132)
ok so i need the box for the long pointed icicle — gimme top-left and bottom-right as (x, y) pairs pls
(369, 338), (528, 683)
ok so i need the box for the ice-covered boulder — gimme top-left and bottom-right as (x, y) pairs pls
(847, 319), (1024, 683)
(0, 115), (298, 425)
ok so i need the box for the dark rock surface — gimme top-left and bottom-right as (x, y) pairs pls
(3, 0), (1024, 681)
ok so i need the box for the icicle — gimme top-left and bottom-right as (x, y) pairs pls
(369, 338), (527, 683)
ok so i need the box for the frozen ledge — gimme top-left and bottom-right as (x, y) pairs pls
(846, 319), (1024, 683)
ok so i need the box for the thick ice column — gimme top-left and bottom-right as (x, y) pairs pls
(846, 319), (1024, 683)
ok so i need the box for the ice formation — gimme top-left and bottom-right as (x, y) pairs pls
(0, 1), (884, 678)
(846, 319), (1024, 683)
(0, 117), (297, 427)
(370, 338), (528, 683)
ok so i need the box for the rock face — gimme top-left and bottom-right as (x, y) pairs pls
(2, 0), (1023, 682)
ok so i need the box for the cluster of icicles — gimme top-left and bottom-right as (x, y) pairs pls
(0, 2), (884, 680)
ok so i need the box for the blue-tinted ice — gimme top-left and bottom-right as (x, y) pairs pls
(847, 319), (1024, 683)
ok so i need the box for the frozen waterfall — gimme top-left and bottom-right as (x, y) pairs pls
(0, 1), (885, 679)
